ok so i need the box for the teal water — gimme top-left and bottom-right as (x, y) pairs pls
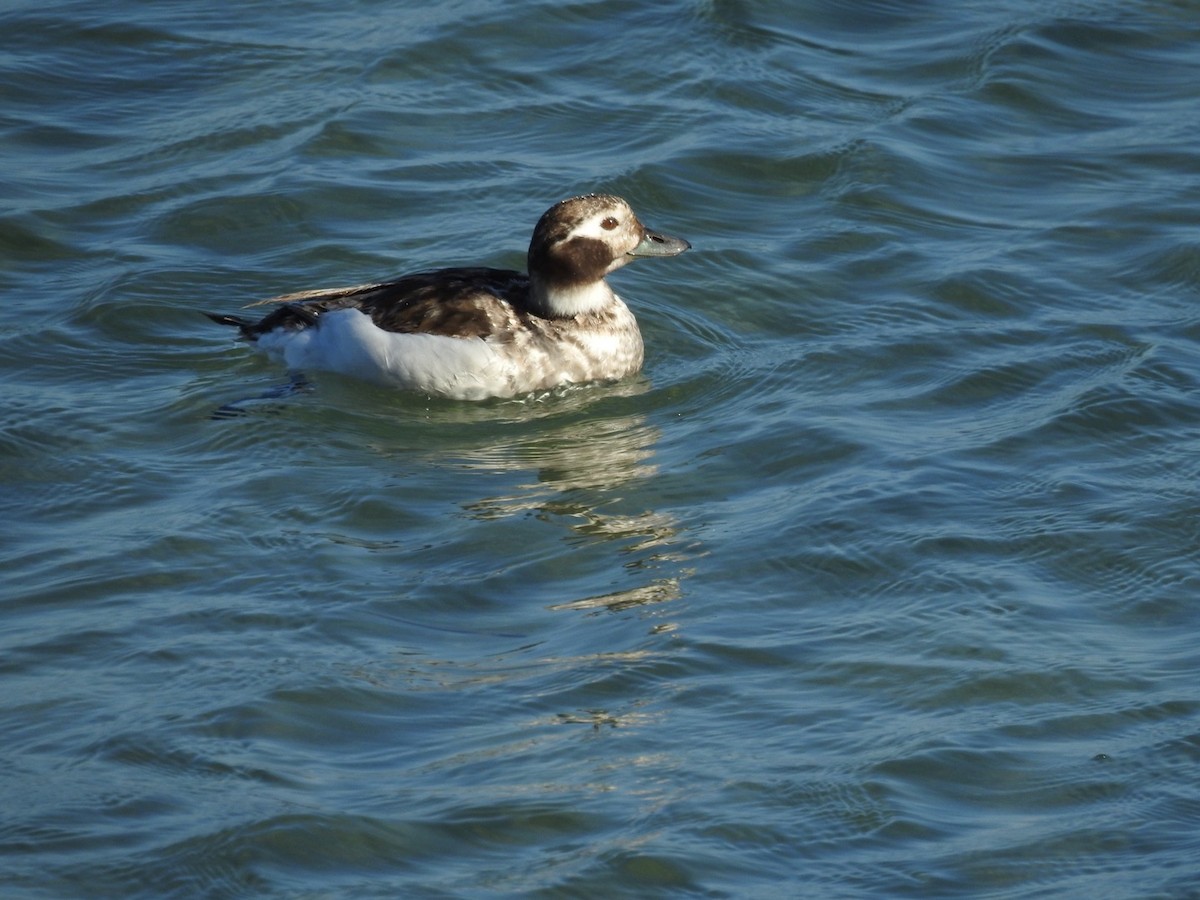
(4, 1), (1200, 896)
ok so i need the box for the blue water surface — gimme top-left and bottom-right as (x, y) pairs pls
(3, 0), (1200, 896)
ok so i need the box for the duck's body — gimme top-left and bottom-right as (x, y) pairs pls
(205, 194), (689, 400)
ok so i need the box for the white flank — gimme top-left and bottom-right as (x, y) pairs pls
(256, 309), (516, 400)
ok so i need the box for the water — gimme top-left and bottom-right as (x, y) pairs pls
(3, 0), (1200, 896)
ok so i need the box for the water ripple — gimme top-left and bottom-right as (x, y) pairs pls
(3, 0), (1200, 896)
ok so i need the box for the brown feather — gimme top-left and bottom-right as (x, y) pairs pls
(230, 267), (540, 341)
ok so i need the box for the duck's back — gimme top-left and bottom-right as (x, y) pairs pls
(222, 267), (531, 340)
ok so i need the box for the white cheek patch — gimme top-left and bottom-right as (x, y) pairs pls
(570, 209), (639, 253)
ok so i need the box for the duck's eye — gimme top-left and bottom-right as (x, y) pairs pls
(600, 216), (619, 231)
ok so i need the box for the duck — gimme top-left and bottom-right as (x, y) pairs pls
(204, 194), (690, 400)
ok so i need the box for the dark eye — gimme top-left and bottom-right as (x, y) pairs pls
(600, 216), (619, 231)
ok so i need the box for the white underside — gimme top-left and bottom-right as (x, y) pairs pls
(254, 307), (638, 400)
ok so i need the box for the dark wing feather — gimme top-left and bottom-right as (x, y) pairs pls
(207, 268), (534, 341)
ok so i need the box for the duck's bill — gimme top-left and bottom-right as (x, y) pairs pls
(628, 229), (691, 258)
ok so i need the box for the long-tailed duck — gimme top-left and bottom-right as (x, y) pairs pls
(204, 194), (690, 400)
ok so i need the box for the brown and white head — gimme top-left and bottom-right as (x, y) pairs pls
(526, 194), (690, 318)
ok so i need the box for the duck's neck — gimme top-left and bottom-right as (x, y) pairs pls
(528, 277), (616, 319)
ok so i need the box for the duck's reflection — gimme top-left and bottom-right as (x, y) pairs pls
(343, 393), (698, 735)
(446, 410), (693, 615)
(458, 413), (659, 505)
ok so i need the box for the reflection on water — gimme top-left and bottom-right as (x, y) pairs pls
(320, 402), (695, 738)
(451, 411), (694, 616)
(456, 411), (660, 501)
(548, 579), (683, 614)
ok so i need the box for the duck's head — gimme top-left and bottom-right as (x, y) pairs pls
(527, 194), (690, 318)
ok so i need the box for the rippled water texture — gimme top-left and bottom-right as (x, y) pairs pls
(3, 1), (1200, 896)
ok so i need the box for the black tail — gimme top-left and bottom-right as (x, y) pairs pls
(203, 311), (257, 338)
(203, 305), (321, 340)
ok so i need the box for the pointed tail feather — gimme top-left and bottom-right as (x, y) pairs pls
(202, 311), (258, 339)
(203, 311), (253, 327)
(203, 302), (323, 339)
